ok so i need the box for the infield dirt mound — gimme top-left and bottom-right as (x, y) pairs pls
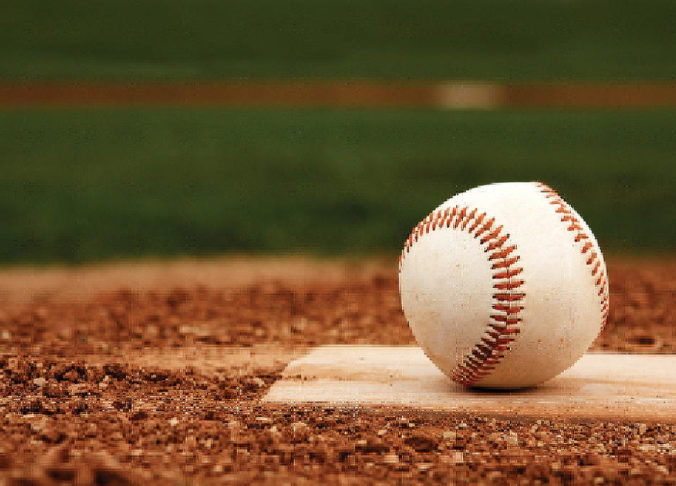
(0, 255), (672, 354)
(0, 256), (674, 484)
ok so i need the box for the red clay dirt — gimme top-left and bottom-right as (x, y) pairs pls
(1, 81), (676, 108)
(0, 256), (674, 485)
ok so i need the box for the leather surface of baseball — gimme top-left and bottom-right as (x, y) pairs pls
(399, 182), (609, 389)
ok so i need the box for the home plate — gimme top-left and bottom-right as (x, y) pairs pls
(263, 346), (676, 422)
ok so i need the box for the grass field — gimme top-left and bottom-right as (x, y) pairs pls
(2, 0), (676, 81)
(1, 108), (673, 263)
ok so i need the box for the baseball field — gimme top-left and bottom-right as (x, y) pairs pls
(1, 0), (675, 484)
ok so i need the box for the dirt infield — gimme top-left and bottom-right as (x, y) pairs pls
(0, 256), (674, 484)
(2, 81), (676, 108)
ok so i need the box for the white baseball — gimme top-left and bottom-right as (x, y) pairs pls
(398, 182), (609, 389)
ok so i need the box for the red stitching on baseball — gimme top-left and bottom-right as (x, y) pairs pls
(489, 246), (517, 260)
(399, 205), (525, 387)
(536, 182), (610, 329)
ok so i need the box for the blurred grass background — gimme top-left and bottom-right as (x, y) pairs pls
(2, 0), (675, 80)
(1, 0), (675, 263)
(2, 109), (674, 262)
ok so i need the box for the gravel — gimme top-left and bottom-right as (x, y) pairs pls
(0, 257), (673, 484)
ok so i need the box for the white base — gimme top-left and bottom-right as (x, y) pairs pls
(263, 346), (676, 422)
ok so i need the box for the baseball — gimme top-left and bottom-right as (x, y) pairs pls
(398, 182), (609, 389)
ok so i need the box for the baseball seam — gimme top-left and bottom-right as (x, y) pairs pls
(399, 205), (525, 387)
(536, 182), (610, 329)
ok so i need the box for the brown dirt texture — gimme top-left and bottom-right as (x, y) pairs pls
(1, 81), (676, 108)
(0, 256), (674, 485)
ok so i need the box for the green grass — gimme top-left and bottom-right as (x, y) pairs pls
(0, 108), (674, 263)
(1, 0), (675, 81)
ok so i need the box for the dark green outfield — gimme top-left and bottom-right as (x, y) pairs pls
(1, 0), (675, 81)
(0, 109), (673, 263)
